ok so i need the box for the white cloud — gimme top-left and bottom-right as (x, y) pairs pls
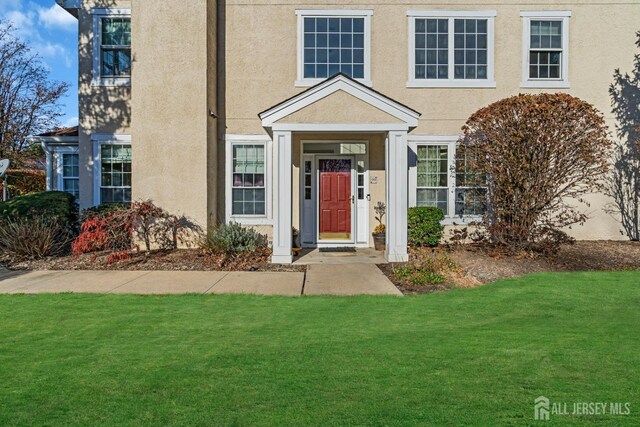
(38, 4), (76, 31)
(63, 116), (78, 127)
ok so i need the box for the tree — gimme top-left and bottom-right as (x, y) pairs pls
(0, 20), (69, 167)
(460, 93), (612, 252)
(607, 31), (640, 241)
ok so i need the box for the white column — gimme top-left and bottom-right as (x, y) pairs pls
(385, 131), (409, 262)
(271, 130), (293, 264)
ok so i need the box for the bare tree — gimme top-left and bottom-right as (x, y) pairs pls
(461, 93), (612, 253)
(607, 31), (640, 241)
(0, 20), (69, 167)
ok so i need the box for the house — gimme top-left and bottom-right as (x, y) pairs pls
(36, 0), (639, 263)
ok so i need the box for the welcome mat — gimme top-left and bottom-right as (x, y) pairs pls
(319, 247), (357, 253)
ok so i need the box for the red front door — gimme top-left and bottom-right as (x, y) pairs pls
(319, 159), (352, 241)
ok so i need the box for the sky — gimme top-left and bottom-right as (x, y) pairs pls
(1, 0), (78, 128)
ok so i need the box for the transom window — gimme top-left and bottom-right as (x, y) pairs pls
(411, 138), (487, 220)
(408, 11), (496, 88)
(100, 145), (132, 204)
(521, 11), (571, 88)
(296, 10), (372, 86)
(61, 153), (80, 199)
(232, 145), (265, 215)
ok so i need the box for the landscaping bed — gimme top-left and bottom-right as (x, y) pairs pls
(381, 241), (640, 294)
(1, 248), (305, 273)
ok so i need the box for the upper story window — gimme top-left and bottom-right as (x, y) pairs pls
(91, 9), (131, 87)
(521, 11), (571, 88)
(407, 11), (496, 88)
(296, 10), (372, 87)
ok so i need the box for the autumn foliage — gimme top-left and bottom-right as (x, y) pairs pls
(461, 93), (612, 252)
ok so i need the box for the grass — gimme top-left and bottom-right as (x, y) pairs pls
(1, 271), (639, 425)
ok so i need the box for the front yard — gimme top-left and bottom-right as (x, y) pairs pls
(1, 271), (639, 425)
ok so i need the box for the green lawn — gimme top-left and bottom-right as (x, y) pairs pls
(1, 272), (639, 426)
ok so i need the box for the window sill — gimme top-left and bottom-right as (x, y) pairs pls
(407, 80), (496, 89)
(228, 217), (273, 226)
(296, 78), (372, 88)
(91, 77), (131, 87)
(520, 80), (570, 89)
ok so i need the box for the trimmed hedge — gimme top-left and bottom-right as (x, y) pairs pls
(0, 191), (78, 227)
(408, 207), (444, 247)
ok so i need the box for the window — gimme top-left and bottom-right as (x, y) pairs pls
(100, 144), (132, 204)
(521, 11), (571, 88)
(408, 11), (496, 88)
(61, 153), (80, 199)
(231, 145), (266, 215)
(296, 10), (372, 87)
(411, 137), (486, 222)
(92, 9), (131, 86)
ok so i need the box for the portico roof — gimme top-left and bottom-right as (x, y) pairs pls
(259, 73), (421, 129)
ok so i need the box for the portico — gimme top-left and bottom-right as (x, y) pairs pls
(259, 74), (421, 264)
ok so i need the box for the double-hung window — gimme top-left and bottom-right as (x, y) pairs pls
(100, 144), (132, 204)
(61, 153), (80, 199)
(231, 144), (266, 216)
(411, 137), (486, 222)
(408, 11), (496, 88)
(296, 10), (372, 87)
(92, 9), (131, 86)
(521, 11), (571, 88)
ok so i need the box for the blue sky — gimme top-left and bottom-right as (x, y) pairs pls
(1, 0), (78, 128)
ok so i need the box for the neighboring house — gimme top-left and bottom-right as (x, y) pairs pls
(34, 0), (639, 263)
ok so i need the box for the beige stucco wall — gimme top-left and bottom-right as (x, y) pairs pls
(221, 0), (640, 240)
(76, 0), (132, 210)
(130, 0), (217, 227)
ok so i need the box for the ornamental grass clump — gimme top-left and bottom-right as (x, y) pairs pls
(460, 93), (612, 253)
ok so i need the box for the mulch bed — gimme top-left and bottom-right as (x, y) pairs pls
(1, 248), (305, 273)
(379, 241), (640, 295)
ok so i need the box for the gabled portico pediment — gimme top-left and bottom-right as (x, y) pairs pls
(259, 74), (421, 129)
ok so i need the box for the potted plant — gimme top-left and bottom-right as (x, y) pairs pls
(372, 202), (386, 251)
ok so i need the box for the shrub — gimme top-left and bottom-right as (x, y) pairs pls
(408, 207), (444, 247)
(201, 222), (268, 254)
(461, 93), (612, 253)
(0, 191), (77, 227)
(0, 169), (46, 196)
(392, 250), (459, 287)
(0, 215), (73, 259)
(72, 206), (135, 256)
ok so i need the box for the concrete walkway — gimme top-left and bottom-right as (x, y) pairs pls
(0, 265), (401, 296)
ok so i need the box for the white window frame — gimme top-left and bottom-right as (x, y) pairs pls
(409, 135), (484, 225)
(91, 8), (131, 87)
(91, 134), (132, 206)
(55, 147), (80, 198)
(295, 9), (373, 87)
(520, 11), (571, 88)
(407, 10), (496, 88)
(225, 135), (273, 225)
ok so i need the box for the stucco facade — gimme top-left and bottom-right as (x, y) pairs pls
(49, 0), (640, 262)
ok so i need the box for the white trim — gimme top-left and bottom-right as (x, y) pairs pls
(296, 9), (373, 87)
(272, 131), (294, 264)
(408, 135), (486, 223)
(224, 135), (273, 226)
(92, 135), (132, 206)
(91, 9), (131, 87)
(520, 10), (572, 18)
(520, 12), (571, 88)
(385, 131), (409, 263)
(261, 74), (420, 128)
(271, 124), (409, 132)
(407, 11), (496, 88)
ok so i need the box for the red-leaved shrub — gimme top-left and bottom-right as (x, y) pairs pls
(72, 207), (135, 256)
